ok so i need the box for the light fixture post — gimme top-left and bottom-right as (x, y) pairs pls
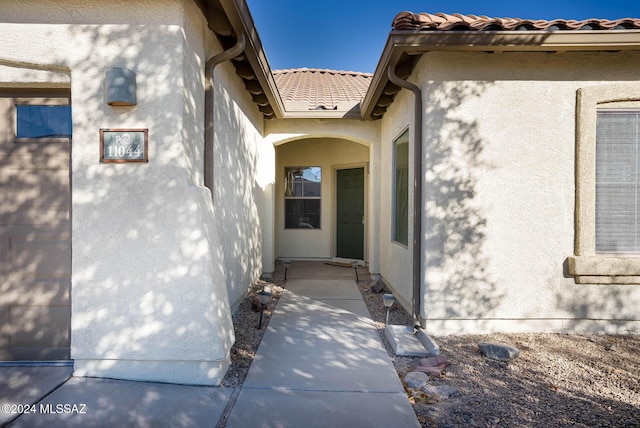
(283, 260), (291, 281)
(351, 261), (359, 282)
(382, 294), (396, 325)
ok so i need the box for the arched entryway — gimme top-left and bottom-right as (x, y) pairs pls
(274, 137), (371, 264)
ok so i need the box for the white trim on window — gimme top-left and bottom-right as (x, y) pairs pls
(392, 128), (409, 246)
(569, 83), (640, 284)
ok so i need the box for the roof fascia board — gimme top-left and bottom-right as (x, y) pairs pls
(391, 30), (640, 52)
(362, 30), (640, 119)
(361, 33), (406, 120)
(215, 0), (286, 119)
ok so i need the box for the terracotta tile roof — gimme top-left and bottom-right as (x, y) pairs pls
(392, 12), (640, 32)
(273, 68), (372, 111)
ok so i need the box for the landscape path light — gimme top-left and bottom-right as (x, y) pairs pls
(382, 294), (396, 325)
(351, 261), (359, 282)
(256, 287), (272, 329)
(282, 260), (291, 281)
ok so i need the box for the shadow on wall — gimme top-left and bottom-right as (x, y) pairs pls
(423, 80), (505, 322)
(555, 279), (640, 332)
(2, 22), (246, 379)
(213, 83), (265, 309)
(0, 90), (72, 360)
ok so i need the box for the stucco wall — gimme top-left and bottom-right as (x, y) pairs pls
(275, 138), (369, 259)
(265, 118), (381, 271)
(212, 53), (273, 310)
(379, 87), (415, 312)
(381, 50), (640, 334)
(0, 0), (271, 384)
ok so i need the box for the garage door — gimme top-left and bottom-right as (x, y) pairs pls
(0, 90), (71, 360)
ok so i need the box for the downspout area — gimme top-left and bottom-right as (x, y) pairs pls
(387, 64), (424, 330)
(204, 34), (246, 198)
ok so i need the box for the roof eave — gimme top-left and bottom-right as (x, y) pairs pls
(207, 0), (286, 119)
(361, 30), (640, 120)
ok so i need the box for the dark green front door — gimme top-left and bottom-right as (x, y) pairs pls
(336, 168), (364, 259)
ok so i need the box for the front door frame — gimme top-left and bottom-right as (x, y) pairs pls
(333, 163), (368, 262)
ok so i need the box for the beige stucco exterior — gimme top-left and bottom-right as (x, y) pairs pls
(275, 138), (369, 260)
(2, 0), (640, 386)
(266, 118), (382, 272)
(570, 84), (640, 284)
(378, 50), (640, 334)
(0, 0), (274, 385)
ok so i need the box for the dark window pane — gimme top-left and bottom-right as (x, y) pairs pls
(16, 105), (72, 138)
(292, 182), (303, 197)
(304, 181), (321, 197)
(394, 131), (409, 245)
(285, 199), (320, 229)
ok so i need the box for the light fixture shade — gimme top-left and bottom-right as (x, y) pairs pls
(106, 67), (137, 106)
(382, 294), (396, 308)
(257, 291), (271, 305)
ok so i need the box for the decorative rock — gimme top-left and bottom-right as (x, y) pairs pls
(421, 384), (441, 399)
(420, 355), (450, 368)
(415, 366), (442, 377)
(487, 416), (501, 425)
(370, 281), (386, 294)
(478, 342), (521, 362)
(438, 385), (461, 398)
(421, 384), (460, 401)
(404, 371), (429, 388)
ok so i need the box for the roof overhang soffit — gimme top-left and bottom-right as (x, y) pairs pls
(361, 30), (640, 120)
(198, 0), (286, 119)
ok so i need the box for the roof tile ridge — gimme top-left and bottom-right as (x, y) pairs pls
(272, 67), (372, 77)
(392, 11), (640, 32)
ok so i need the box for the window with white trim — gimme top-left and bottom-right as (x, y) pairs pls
(284, 166), (321, 229)
(596, 111), (640, 253)
(393, 130), (409, 245)
(570, 83), (640, 284)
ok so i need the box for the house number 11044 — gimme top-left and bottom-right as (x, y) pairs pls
(100, 129), (148, 163)
(107, 143), (141, 158)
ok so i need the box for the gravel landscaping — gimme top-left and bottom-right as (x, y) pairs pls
(223, 276), (640, 427)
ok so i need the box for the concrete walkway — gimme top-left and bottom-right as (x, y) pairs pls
(225, 262), (419, 427)
(1, 262), (418, 427)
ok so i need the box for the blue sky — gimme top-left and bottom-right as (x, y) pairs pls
(246, 0), (640, 73)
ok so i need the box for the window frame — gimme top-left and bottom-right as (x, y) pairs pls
(284, 166), (322, 230)
(392, 128), (409, 246)
(594, 110), (640, 254)
(15, 105), (72, 139)
(570, 83), (640, 284)
(13, 97), (71, 144)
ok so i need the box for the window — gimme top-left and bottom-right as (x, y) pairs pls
(284, 167), (321, 229)
(16, 105), (72, 138)
(393, 130), (409, 245)
(596, 111), (640, 253)
(570, 83), (640, 284)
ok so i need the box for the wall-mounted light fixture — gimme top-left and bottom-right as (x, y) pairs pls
(106, 67), (137, 106)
